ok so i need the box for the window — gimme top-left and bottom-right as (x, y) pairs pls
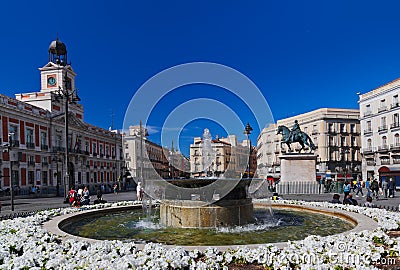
(28, 171), (34, 185)
(393, 95), (399, 106)
(40, 131), (47, 146)
(367, 139), (372, 149)
(382, 136), (387, 146)
(9, 125), (18, 144)
(367, 121), (372, 131)
(42, 156), (47, 164)
(351, 136), (357, 147)
(340, 136), (346, 147)
(340, 123), (346, 133)
(365, 104), (371, 115)
(350, 124), (356, 133)
(92, 143), (97, 154)
(56, 135), (62, 148)
(395, 134), (400, 146)
(26, 128), (34, 147)
(380, 99), (386, 109)
(42, 171), (48, 186)
(394, 113), (399, 128)
(328, 123), (334, 132)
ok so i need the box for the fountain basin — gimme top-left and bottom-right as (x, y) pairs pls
(160, 198), (253, 228)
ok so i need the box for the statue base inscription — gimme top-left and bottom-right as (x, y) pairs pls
(277, 154), (319, 194)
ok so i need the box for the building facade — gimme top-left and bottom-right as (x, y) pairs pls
(0, 39), (124, 195)
(359, 78), (400, 188)
(189, 135), (256, 178)
(124, 125), (190, 180)
(257, 108), (361, 183)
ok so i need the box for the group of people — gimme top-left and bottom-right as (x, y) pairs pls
(343, 177), (395, 201)
(68, 186), (90, 207)
(330, 192), (375, 207)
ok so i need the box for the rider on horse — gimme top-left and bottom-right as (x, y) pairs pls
(286, 120), (301, 143)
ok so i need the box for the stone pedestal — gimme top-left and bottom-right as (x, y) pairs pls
(277, 154), (319, 194)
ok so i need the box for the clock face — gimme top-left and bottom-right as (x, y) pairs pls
(47, 76), (57, 87)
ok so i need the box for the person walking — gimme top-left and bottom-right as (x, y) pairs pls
(388, 178), (395, 198)
(113, 183), (118, 195)
(136, 182), (143, 201)
(365, 178), (371, 198)
(382, 179), (389, 198)
(355, 179), (364, 197)
(371, 178), (379, 200)
(343, 181), (351, 198)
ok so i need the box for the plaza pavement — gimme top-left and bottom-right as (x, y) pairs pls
(0, 189), (399, 218)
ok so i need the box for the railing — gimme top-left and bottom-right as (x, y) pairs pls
(391, 143), (400, 151)
(364, 129), (373, 135)
(41, 144), (48, 150)
(26, 142), (35, 149)
(378, 125), (388, 132)
(52, 146), (65, 152)
(366, 160), (375, 166)
(378, 106), (387, 112)
(380, 159), (390, 165)
(27, 161), (35, 166)
(391, 102), (399, 109)
(11, 140), (20, 147)
(363, 147), (374, 154)
(378, 145), (389, 152)
(391, 122), (400, 129)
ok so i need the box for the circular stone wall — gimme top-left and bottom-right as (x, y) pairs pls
(160, 198), (254, 228)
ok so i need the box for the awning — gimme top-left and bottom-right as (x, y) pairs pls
(378, 166), (400, 173)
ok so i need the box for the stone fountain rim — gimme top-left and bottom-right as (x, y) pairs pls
(42, 201), (378, 252)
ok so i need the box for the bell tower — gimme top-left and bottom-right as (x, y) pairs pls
(38, 38), (77, 93)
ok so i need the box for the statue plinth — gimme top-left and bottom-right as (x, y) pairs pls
(277, 154), (319, 194)
(279, 154), (317, 182)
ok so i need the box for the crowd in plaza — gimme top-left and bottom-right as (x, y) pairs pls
(329, 177), (396, 207)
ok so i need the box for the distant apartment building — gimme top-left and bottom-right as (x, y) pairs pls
(257, 108), (361, 182)
(359, 78), (400, 188)
(0, 38), (124, 195)
(189, 135), (256, 178)
(124, 125), (189, 180)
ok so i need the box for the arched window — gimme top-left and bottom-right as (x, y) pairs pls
(382, 136), (387, 147)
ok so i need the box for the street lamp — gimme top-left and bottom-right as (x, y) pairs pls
(243, 123), (253, 179)
(53, 71), (80, 194)
(52, 155), (62, 197)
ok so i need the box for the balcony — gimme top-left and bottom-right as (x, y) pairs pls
(380, 159), (390, 165)
(366, 160), (375, 166)
(328, 130), (337, 135)
(26, 142), (35, 149)
(393, 159), (400, 164)
(42, 161), (49, 166)
(363, 147), (374, 154)
(52, 146), (65, 153)
(364, 128), (373, 135)
(11, 140), (20, 147)
(364, 111), (372, 117)
(391, 102), (399, 109)
(391, 143), (400, 151)
(377, 145), (389, 152)
(28, 161), (35, 166)
(391, 122), (400, 129)
(41, 144), (48, 150)
(378, 106), (387, 112)
(378, 125), (388, 132)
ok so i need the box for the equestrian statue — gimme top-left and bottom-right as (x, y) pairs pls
(277, 120), (316, 153)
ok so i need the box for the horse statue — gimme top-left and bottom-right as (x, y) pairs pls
(276, 125), (316, 153)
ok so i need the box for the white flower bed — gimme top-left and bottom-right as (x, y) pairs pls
(0, 200), (399, 269)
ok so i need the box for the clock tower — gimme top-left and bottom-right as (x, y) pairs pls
(15, 38), (84, 119)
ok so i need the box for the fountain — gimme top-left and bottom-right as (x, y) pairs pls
(54, 128), (357, 246)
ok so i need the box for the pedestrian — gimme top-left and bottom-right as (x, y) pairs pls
(343, 181), (351, 198)
(343, 193), (358, 206)
(365, 178), (371, 198)
(371, 178), (380, 200)
(136, 182), (144, 201)
(68, 187), (78, 207)
(81, 186), (90, 205)
(382, 179), (389, 198)
(388, 178), (395, 198)
(113, 183), (118, 195)
(364, 196), (375, 207)
(330, 193), (341, 204)
(97, 187), (103, 201)
(355, 179), (364, 197)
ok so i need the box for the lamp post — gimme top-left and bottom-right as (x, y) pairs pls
(53, 71), (80, 194)
(243, 123), (253, 179)
(52, 156), (61, 197)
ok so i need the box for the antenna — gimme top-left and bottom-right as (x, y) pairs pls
(110, 109), (115, 130)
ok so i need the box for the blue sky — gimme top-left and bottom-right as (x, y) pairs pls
(1, 1), (400, 156)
